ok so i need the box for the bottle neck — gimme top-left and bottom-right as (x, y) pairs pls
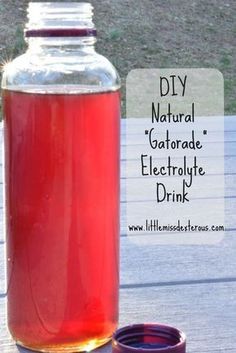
(25, 3), (96, 55)
(27, 36), (96, 54)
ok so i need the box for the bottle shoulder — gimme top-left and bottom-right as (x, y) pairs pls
(2, 50), (120, 93)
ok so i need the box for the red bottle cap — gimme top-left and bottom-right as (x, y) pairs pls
(112, 324), (186, 353)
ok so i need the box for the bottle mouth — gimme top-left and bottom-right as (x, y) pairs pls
(25, 28), (97, 38)
(112, 324), (186, 353)
(25, 2), (96, 38)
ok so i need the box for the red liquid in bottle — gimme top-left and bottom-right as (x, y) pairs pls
(3, 89), (120, 352)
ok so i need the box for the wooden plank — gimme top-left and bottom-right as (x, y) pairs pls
(0, 185), (236, 241)
(120, 198), (236, 235)
(0, 282), (236, 353)
(1, 172), (235, 242)
(120, 115), (236, 132)
(0, 245), (5, 294)
(2, 120), (236, 158)
(121, 131), (233, 144)
(122, 157), (236, 175)
(1, 170), (236, 203)
(121, 155), (236, 175)
(120, 233), (236, 286)
(0, 115), (236, 134)
(0, 119), (236, 352)
(121, 143), (236, 160)
(121, 131), (236, 143)
(122, 175), (231, 199)
(1, 232), (236, 294)
(119, 282), (236, 353)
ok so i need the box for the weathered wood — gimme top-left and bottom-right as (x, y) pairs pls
(0, 119), (236, 353)
(120, 115), (236, 133)
(1, 233), (236, 295)
(1, 282), (236, 353)
(119, 199), (236, 236)
(119, 282), (236, 353)
(121, 157), (236, 177)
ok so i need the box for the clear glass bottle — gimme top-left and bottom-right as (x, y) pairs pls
(2, 3), (120, 352)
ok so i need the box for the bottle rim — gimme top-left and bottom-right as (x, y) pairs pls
(112, 323), (186, 353)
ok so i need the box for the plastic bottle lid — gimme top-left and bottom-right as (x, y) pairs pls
(112, 324), (186, 353)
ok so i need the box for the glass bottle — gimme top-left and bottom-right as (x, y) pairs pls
(2, 2), (120, 352)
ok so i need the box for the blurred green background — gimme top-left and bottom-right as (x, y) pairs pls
(0, 0), (235, 116)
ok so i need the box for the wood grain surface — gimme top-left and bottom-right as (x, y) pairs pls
(0, 119), (236, 353)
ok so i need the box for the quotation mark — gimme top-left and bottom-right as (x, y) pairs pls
(203, 130), (207, 135)
(145, 130), (149, 135)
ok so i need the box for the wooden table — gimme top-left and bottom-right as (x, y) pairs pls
(0, 118), (236, 353)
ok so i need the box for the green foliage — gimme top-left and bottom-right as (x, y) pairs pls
(220, 54), (231, 68)
(12, 26), (26, 58)
(108, 29), (122, 41)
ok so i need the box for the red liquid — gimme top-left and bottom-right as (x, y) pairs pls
(3, 89), (120, 352)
